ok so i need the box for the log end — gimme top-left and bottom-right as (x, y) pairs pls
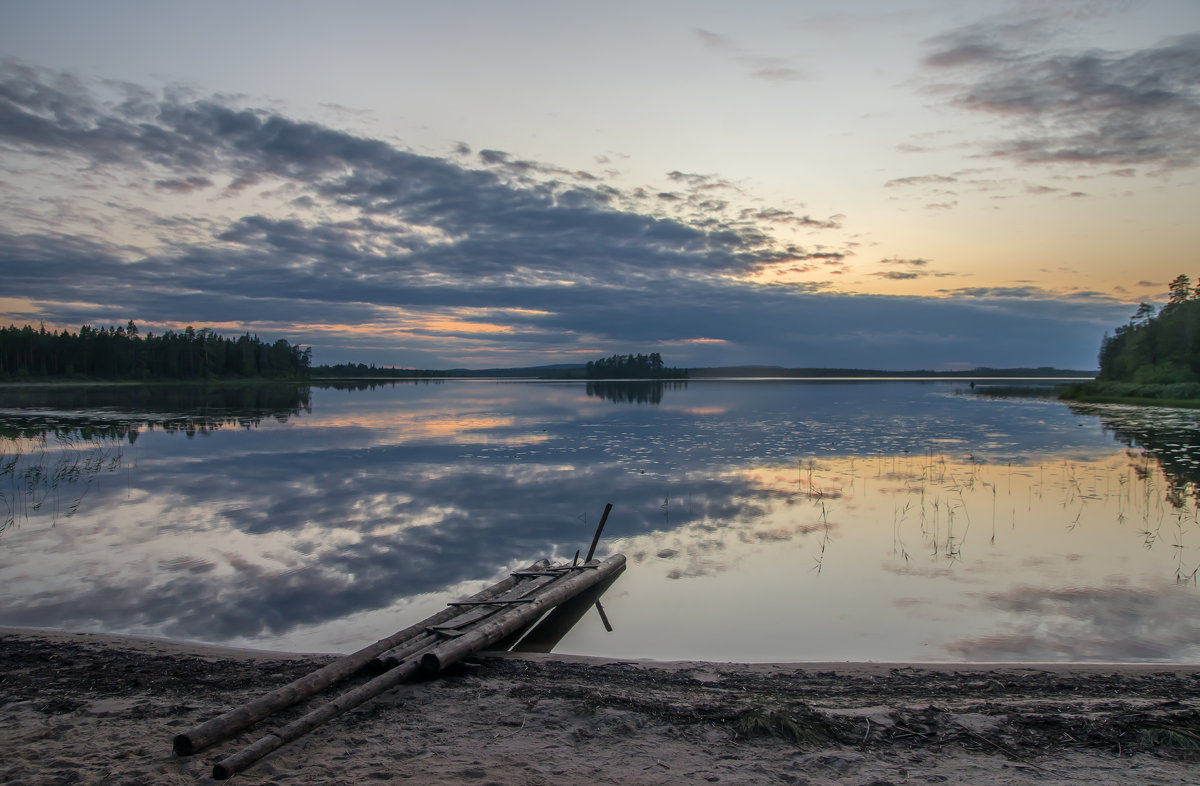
(172, 734), (194, 757)
(212, 761), (234, 781)
(419, 651), (442, 676)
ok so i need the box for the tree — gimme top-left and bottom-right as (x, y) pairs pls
(1169, 274), (1192, 305)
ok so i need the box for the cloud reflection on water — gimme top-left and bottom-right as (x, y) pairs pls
(0, 381), (1198, 660)
(946, 585), (1200, 662)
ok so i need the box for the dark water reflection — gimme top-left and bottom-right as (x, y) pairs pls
(585, 379), (685, 404)
(0, 381), (1197, 661)
(1070, 402), (1200, 510)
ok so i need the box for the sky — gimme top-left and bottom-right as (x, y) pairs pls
(1, 0), (1198, 370)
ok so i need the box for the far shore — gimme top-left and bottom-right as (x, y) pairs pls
(3, 625), (1198, 785)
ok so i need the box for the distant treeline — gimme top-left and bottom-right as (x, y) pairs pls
(311, 362), (589, 379)
(585, 353), (687, 379)
(689, 366), (1094, 378)
(0, 322), (311, 380)
(312, 363), (437, 378)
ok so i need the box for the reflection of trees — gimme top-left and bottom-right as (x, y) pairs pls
(1072, 403), (1200, 510)
(317, 380), (445, 392)
(585, 380), (686, 405)
(0, 383), (312, 439)
(0, 383), (314, 535)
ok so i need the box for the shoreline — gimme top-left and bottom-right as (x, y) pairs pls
(9, 625), (1200, 674)
(3, 627), (1199, 784)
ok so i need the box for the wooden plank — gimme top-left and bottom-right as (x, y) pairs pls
(447, 598), (537, 606)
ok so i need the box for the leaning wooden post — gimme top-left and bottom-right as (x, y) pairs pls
(584, 503), (613, 562)
(173, 560), (547, 756)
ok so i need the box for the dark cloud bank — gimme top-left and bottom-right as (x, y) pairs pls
(924, 22), (1200, 169)
(0, 63), (1129, 369)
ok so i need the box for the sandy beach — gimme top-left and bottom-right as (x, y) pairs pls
(2, 626), (1199, 785)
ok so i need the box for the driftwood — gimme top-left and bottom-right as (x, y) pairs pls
(212, 554), (627, 780)
(173, 559), (548, 756)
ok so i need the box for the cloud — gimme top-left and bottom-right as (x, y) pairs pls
(884, 174), (958, 188)
(153, 176), (213, 193)
(692, 28), (807, 83)
(924, 23), (1200, 169)
(0, 63), (1133, 370)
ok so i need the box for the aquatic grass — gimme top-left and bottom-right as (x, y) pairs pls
(0, 432), (123, 537)
(811, 500), (832, 574)
(1139, 721), (1200, 751)
(734, 706), (827, 745)
(893, 500), (911, 562)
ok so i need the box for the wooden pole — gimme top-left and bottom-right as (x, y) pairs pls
(595, 600), (613, 633)
(374, 631), (438, 670)
(584, 503), (613, 562)
(174, 560), (547, 756)
(420, 554), (626, 675)
(213, 656), (425, 780)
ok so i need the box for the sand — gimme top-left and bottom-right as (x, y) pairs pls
(2, 626), (1199, 785)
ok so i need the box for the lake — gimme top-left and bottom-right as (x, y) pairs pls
(1, 379), (1198, 662)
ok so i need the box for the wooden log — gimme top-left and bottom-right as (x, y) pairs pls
(510, 567), (624, 653)
(173, 559), (548, 756)
(373, 631), (439, 670)
(212, 656), (426, 780)
(376, 569), (564, 666)
(420, 554), (627, 675)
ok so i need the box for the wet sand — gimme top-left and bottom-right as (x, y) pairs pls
(2, 626), (1199, 784)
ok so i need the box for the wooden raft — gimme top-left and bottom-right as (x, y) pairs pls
(173, 512), (624, 780)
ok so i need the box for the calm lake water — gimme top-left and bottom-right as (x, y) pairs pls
(1, 379), (1198, 663)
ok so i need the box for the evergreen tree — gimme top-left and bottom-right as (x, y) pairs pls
(0, 323), (312, 381)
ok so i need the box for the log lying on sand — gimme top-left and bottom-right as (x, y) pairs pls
(173, 559), (548, 756)
(212, 554), (627, 780)
(212, 657), (426, 780)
